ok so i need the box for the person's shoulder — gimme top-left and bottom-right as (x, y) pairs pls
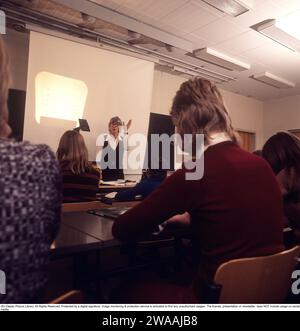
(164, 169), (186, 183)
(88, 165), (101, 176)
(0, 139), (54, 159)
(21, 141), (59, 173)
(0, 140), (60, 178)
(25, 141), (57, 162)
(247, 151), (270, 167)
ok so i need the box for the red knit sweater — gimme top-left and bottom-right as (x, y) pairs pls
(113, 141), (284, 279)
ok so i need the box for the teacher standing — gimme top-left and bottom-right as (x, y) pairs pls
(98, 116), (132, 182)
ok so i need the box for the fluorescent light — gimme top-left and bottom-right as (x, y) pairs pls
(251, 18), (300, 52)
(276, 10), (300, 41)
(172, 65), (222, 82)
(200, 0), (251, 17)
(250, 72), (295, 89)
(193, 48), (250, 71)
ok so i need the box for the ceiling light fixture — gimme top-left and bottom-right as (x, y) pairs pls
(200, 0), (251, 17)
(170, 66), (223, 83)
(251, 15), (300, 52)
(193, 48), (250, 71)
(81, 13), (96, 24)
(250, 72), (295, 89)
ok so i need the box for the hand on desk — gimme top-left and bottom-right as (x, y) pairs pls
(105, 192), (118, 199)
(163, 212), (191, 229)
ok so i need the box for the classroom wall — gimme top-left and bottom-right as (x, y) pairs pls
(4, 29), (267, 150)
(152, 70), (265, 149)
(24, 31), (154, 172)
(263, 95), (300, 141)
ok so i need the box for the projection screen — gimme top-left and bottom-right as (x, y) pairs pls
(24, 31), (155, 172)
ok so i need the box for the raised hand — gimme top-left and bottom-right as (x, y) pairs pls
(126, 120), (132, 131)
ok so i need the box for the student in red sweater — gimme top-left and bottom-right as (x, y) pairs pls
(112, 78), (284, 303)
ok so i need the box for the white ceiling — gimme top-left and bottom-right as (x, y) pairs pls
(87, 0), (300, 101)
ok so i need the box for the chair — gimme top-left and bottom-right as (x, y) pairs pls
(49, 290), (86, 304)
(214, 246), (300, 304)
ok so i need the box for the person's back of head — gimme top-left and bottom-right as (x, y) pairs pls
(262, 132), (300, 175)
(57, 130), (91, 175)
(170, 77), (238, 146)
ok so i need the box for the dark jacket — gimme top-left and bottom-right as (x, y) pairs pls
(115, 177), (164, 202)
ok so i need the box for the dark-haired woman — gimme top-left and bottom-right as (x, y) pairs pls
(112, 77), (284, 303)
(263, 131), (300, 238)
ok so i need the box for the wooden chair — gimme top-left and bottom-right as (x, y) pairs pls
(214, 246), (300, 304)
(49, 290), (86, 304)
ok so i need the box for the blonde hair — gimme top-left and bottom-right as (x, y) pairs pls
(57, 130), (91, 175)
(0, 36), (11, 138)
(171, 77), (238, 145)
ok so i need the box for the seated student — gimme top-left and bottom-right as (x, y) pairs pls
(263, 132), (300, 235)
(115, 169), (167, 202)
(112, 77), (284, 303)
(57, 130), (100, 203)
(0, 37), (61, 303)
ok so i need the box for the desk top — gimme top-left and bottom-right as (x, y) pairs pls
(53, 201), (140, 257)
(52, 201), (191, 259)
(62, 201), (139, 213)
(52, 211), (121, 258)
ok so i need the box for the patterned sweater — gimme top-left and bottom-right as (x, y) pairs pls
(0, 139), (61, 303)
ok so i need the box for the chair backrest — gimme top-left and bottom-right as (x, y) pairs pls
(214, 246), (300, 304)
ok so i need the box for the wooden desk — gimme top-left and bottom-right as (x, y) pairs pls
(50, 207), (188, 301)
(53, 201), (140, 258)
(99, 182), (137, 194)
(62, 201), (139, 213)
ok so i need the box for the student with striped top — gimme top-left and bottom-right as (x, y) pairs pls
(57, 130), (100, 203)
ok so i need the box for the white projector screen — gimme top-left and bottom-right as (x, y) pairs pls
(24, 31), (154, 171)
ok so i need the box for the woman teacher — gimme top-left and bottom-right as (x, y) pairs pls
(98, 116), (132, 182)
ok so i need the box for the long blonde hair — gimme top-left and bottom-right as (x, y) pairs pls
(171, 77), (238, 145)
(57, 130), (91, 175)
(0, 36), (11, 138)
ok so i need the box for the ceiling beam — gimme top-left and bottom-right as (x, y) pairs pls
(54, 0), (194, 52)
